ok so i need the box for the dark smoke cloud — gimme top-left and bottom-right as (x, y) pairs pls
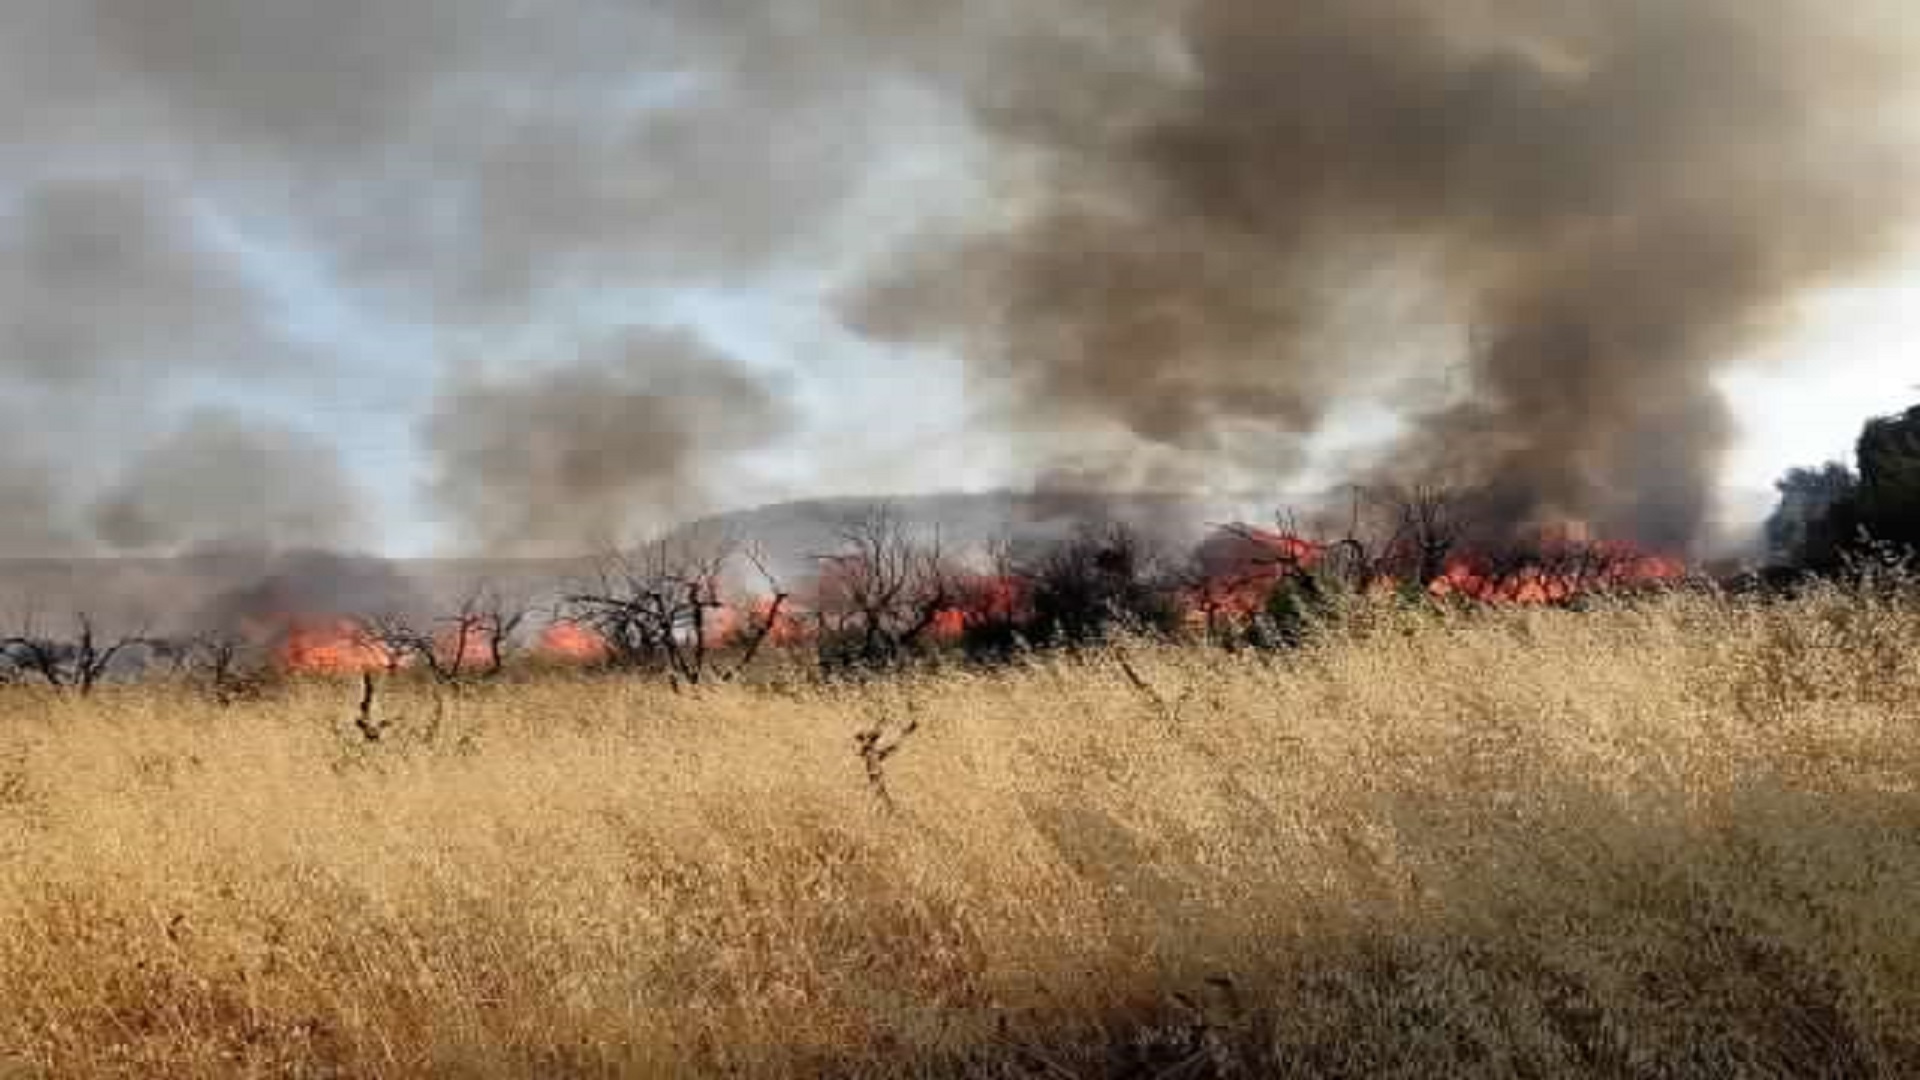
(186, 548), (430, 637)
(0, 0), (983, 568)
(0, 174), (350, 557)
(0, 179), (278, 389)
(89, 410), (369, 555)
(3, 0), (1917, 584)
(0, 1), (914, 564)
(0, 460), (80, 557)
(424, 328), (796, 556)
(851, 0), (1920, 549)
(65, 0), (921, 316)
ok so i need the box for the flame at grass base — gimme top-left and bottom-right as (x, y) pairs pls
(274, 619), (394, 676)
(260, 525), (1690, 676)
(537, 621), (612, 665)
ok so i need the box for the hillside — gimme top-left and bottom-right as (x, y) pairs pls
(674, 489), (1302, 580)
(0, 491), (1306, 634)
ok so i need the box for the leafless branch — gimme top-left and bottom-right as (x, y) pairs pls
(0, 611), (155, 694)
(562, 532), (739, 686)
(177, 629), (269, 706)
(855, 706), (921, 813)
(811, 504), (961, 671)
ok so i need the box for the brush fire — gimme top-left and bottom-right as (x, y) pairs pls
(249, 522), (1688, 678)
(274, 619), (397, 676)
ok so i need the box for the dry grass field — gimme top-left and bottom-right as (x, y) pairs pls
(2, 586), (1918, 1077)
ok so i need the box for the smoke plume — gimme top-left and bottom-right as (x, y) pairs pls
(187, 549), (429, 636)
(851, 0), (1920, 549)
(1, 0), (1917, 590)
(0, 175), (359, 556)
(0, 1), (908, 562)
(90, 410), (369, 554)
(424, 329), (795, 556)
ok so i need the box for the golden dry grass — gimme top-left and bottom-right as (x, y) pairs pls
(3, 587), (1918, 1078)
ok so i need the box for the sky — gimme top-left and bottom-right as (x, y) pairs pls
(306, 257), (1918, 558)
(3, 2), (1917, 560)
(1720, 276), (1920, 503)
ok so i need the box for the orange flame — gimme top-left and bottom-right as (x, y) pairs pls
(746, 596), (812, 648)
(1187, 527), (1325, 621)
(1428, 536), (1687, 606)
(267, 525), (1687, 676)
(1186, 523), (1687, 617)
(276, 618), (394, 675)
(538, 621), (611, 664)
(432, 620), (501, 671)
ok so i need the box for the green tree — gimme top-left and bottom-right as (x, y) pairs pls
(1765, 461), (1857, 569)
(1855, 403), (1920, 552)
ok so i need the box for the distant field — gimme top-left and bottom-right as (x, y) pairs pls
(2, 587), (1917, 1078)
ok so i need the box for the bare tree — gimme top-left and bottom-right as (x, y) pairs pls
(1245, 483), (1473, 599)
(1204, 493), (1448, 649)
(725, 548), (793, 677)
(0, 611), (153, 695)
(174, 629), (271, 705)
(1380, 482), (1471, 588)
(1187, 512), (1325, 643)
(361, 585), (532, 686)
(562, 532), (788, 686)
(466, 587), (533, 677)
(810, 504), (961, 671)
(1310, 486), (1417, 595)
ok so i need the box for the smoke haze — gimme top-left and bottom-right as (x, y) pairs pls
(851, 0), (1920, 548)
(91, 409), (369, 554)
(0, 0), (1916, 573)
(424, 328), (795, 556)
(0, 1), (927, 560)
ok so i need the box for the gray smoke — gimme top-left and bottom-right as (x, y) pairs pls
(0, 1), (913, 563)
(423, 328), (795, 556)
(0, 179), (281, 389)
(0, 174), (347, 556)
(62, 0), (917, 316)
(186, 548), (429, 637)
(0, 4), (960, 564)
(90, 409), (369, 554)
(850, 0), (1920, 550)
(3, 0), (1917, 583)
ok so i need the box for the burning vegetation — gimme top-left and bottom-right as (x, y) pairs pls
(2, 1), (1912, 690)
(125, 489), (1694, 688)
(0, 511), (1692, 691)
(272, 618), (396, 677)
(5, 6), (1920, 1075)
